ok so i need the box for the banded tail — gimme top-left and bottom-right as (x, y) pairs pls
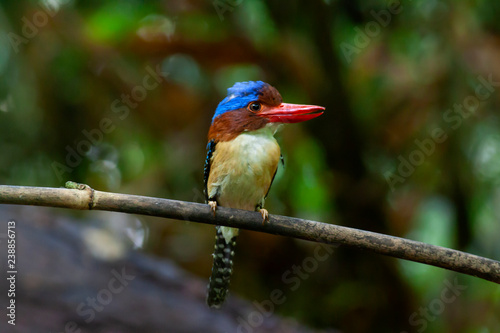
(206, 226), (237, 308)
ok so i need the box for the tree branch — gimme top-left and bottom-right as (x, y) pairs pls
(1, 183), (499, 284)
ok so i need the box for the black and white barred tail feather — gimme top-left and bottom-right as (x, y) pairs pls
(206, 226), (237, 308)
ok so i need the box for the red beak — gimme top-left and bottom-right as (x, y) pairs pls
(258, 103), (325, 123)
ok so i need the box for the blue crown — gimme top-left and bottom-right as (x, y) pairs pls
(212, 81), (266, 123)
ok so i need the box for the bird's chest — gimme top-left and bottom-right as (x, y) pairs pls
(208, 132), (280, 210)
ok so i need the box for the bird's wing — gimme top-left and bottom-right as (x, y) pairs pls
(263, 153), (284, 200)
(204, 139), (216, 202)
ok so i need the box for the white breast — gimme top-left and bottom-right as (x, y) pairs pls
(207, 126), (281, 211)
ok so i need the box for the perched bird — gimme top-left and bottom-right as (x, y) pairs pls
(204, 81), (324, 308)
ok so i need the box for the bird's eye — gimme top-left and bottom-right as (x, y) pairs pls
(248, 102), (261, 112)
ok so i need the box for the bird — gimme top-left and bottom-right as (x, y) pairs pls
(204, 81), (324, 308)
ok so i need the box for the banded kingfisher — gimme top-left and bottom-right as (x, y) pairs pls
(204, 81), (324, 308)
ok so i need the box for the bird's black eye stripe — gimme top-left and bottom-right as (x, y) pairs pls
(248, 102), (261, 112)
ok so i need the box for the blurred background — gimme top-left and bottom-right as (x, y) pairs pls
(0, 0), (500, 332)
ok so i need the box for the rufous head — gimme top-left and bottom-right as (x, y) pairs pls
(209, 81), (324, 142)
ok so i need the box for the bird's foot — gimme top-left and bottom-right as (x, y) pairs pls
(259, 208), (269, 225)
(208, 200), (218, 217)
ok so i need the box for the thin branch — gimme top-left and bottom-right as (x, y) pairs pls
(1, 183), (499, 284)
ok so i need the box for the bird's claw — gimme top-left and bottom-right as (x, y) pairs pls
(259, 208), (269, 225)
(208, 200), (217, 217)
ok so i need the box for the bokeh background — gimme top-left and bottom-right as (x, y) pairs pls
(1, 0), (500, 332)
